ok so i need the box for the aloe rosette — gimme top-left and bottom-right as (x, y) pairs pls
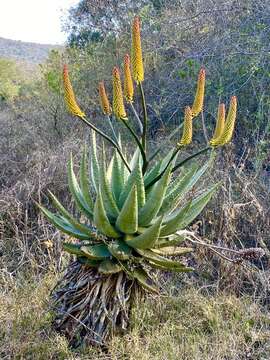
(39, 133), (218, 293)
(39, 15), (237, 347)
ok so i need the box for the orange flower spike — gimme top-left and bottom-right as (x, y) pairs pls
(99, 81), (112, 115)
(131, 16), (144, 83)
(124, 54), (134, 102)
(63, 64), (85, 118)
(210, 103), (226, 144)
(178, 106), (193, 146)
(112, 67), (127, 120)
(191, 68), (206, 117)
(218, 96), (237, 145)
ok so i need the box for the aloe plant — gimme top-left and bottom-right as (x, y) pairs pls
(39, 16), (237, 347)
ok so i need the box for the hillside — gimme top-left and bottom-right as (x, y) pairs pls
(0, 37), (62, 63)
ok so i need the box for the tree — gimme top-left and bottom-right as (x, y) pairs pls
(0, 58), (21, 102)
(64, 0), (166, 47)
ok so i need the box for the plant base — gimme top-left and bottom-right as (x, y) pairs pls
(51, 261), (140, 347)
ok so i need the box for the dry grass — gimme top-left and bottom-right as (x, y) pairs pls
(0, 109), (269, 359)
(0, 271), (269, 360)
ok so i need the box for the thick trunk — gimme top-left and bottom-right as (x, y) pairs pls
(51, 261), (141, 347)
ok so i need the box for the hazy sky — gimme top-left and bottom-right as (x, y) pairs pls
(0, 0), (79, 44)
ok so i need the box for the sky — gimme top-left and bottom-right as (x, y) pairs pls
(0, 0), (79, 44)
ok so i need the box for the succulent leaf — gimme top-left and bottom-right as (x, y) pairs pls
(99, 145), (120, 219)
(38, 204), (92, 240)
(129, 148), (142, 170)
(98, 259), (122, 274)
(161, 159), (211, 215)
(178, 184), (219, 229)
(144, 160), (161, 187)
(132, 268), (159, 293)
(125, 215), (163, 249)
(63, 242), (84, 256)
(80, 146), (94, 211)
(148, 261), (193, 272)
(81, 244), (111, 260)
(90, 131), (100, 193)
(119, 157), (145, 209)
(155, 233), (187, 248)
(116, 185), (138, 234)
(68, 154), (93, 220)
(152, 246), (193, 256)
(160, 165), (198, 214)
(77, 257), (101, 267)
(94, 190), (121, 238)
(139, 164), (172, 226)
(48, 190), (95, 237)
(136, 249), (187, 269)
(108, 239), (133, 260)
(161, 184), (218, 236)
(106, 154), (114, 181)
(111, 151), (125, 204)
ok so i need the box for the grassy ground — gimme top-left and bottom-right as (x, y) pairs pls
(1, 271), (269, 360)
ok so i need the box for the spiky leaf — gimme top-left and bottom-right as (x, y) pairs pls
(161, 184), (218, 236)
(63, 242), (84, 256)
(179, 184), (218, 229)
(144, 160), (161, 187)
(99, 145), (119, 219)
(116, 185), (138, 234)
(80, 145), (94, 211)
(68, 154), (93, 220)
(148, 261), (193, 272)
(119, 157), (145, 209)
(38, 204), (92, 240)
(90, 131), (100, 193)
(98, 259), (122, 274)
(48, 190), (95, 237)
(94, 190), (121, 238)
(161, 160), (210, 214)
(77, 257), (100, 267)
(139, 164), (172, 226)
(136, 249), (187, 269)
(152, 246), (193, 256)
(132, 268), (159, 293)
(160, 201), (192, 237)
(81, 243), (111, 260)
(111, 151), (125, 203)
(108, 239), (133, 260)
(125, 216), (163, 249)
(155, 232), (187, 248)
(129, 147), (142, 169)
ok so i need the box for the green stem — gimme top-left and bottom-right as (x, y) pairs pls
(129, 102), (144, 135)
(79, 115), (131, 172)
(138, 82), (148, 151)
(145, 147), (180, 189)
(145, 146), (211, 189)
(121, 119), (148, 174)
(172, 146), (211, 173)
(148, 123), (184, 163)
(107, 115), (118, 143)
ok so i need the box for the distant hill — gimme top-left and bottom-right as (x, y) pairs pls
(0, 37), (63, 64)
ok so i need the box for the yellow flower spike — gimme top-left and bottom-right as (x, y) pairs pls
(210, 103), (226, 143)
(124, 54), (134, 102)
(112, 67), (127, 120)
(131, 15), (144, 83)
(178, 106), (193, 146)
(63, 64), (85, 118)
(99, 81), (112, 115)
(210, 96), (237, 146)
(191, 68), (206, 117)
